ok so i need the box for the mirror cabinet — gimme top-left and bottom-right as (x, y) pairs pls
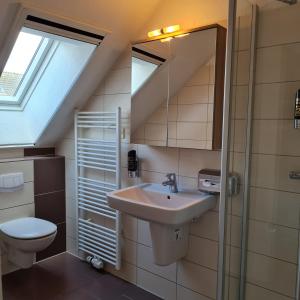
(130, 24), (226, 150)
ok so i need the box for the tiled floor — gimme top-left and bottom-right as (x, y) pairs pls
(2, 253), (161, 300)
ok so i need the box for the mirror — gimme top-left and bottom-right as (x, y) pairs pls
(130, 25), (226, 150)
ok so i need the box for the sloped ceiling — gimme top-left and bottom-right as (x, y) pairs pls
(0, 0), (162, 146)
(0, 0), (284, 147)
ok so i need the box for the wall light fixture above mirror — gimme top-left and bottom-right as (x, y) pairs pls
(130, 24), (226, 150)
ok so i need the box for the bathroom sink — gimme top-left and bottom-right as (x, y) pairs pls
(107, 183), (217, 225)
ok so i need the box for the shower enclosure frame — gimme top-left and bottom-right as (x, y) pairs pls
(218, 1), (300, 299)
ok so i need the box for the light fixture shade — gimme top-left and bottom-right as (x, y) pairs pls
(162, 25), (180, 34)
(148, 29), (162, 38)
(160, 37), (173, 43)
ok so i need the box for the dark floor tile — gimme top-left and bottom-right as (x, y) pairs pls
(3, 253), (161, 300)
(55, 288), (102, 300)
(123, 284), (162, 300)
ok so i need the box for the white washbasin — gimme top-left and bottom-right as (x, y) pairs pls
(107, 183), (217, 225)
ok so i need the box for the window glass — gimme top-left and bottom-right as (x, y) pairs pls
(131, 56), (158, 94)
(0, 30), (42, 97)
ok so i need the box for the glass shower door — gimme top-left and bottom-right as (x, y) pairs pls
(222, 0), (300, 299)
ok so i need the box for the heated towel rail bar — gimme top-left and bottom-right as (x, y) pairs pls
(75, 108), (121, 270)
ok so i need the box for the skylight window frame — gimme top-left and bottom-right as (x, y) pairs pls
(0, 27), (54, 107)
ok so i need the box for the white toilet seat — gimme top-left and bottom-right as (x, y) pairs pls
(0, 217), (57, 240)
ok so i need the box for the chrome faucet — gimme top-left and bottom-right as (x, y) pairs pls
(162, 173), (178, 193)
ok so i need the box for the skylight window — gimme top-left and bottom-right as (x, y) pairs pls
(131, 57), (158, 94)
(0, 31), (42, 97)
(0, 27), (51, 106)
(0, 11), (102, 147)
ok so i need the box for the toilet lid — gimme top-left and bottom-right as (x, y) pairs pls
(0, 217), (57, 239)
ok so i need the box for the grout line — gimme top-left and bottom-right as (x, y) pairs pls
(246, 281), (294, 299)
(176, 284), (215, 300)
(257, 40), (300, 50)
(0, 202), (34, 211)
(229, 243), (298, 265)
(35, 189), (65, 196)
(256, 79), (300, 85)
(250, 184), (300, 195)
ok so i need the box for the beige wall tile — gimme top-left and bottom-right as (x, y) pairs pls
(66, 237), (78, 257)
(257, 3), (300, 48)
(123, 238), (137, 265)
(65, 159), (76, 181)
(178, 86), (209, 104)
(57, 138), (75, 159)
(187, 64), (210, 86)
(176, 140), (207, 149)
(137, 244), (177, 281)
(0, 182), (33, 210)
(177, 104), (208, 122)
(66, 217), (76, 239)
(233, 119), (246, 153)
(252, 120), (300, 156)
(249, 187), (300, 228)
(103, 94), (131, 117)
(137, 268), (176, 300)
(238, 14), (252, 51)
(190, 211), (219, 241)
(177, 122), (207, 141)
(0, 203), (34, 223)
(178, 260), (217, 299)
(236, 50), (250, 85)
(123, 214), (137, 242)
(0, 160), (33, 182)
(0, 149), (23, 159)
(106, 261), (137, 284)
(256, 43), (300, 84)
(246, 252), (297, 297)
(248, 220), (298, 263)
(144, 124), (167, 142)
(254, 82), (298, 120)
(251, 154), (300, 193)
(83, 95), (105, 111)
(186, 236), (218, 270)
(146, 107), (167, 124)
(245, 283), (292, 300)
(138, 145), (179, 173)
(177, 285), (211, 300)
(179, 148), (220, 178)
(137, 219), (152, 247)
(235, 85), (249, 120)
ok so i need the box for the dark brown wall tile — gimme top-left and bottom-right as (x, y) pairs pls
(24, 148), (55, 156)
(36, 223), (66, 261)
(35, 191), (66, 224)
(34, 157), (65, 195)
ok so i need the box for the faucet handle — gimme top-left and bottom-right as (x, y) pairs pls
(166, 173), (176, 180)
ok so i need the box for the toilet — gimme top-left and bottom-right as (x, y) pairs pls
(0, 217), (57, 268)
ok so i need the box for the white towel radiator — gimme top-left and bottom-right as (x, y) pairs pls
(74, 108), (121, 270)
